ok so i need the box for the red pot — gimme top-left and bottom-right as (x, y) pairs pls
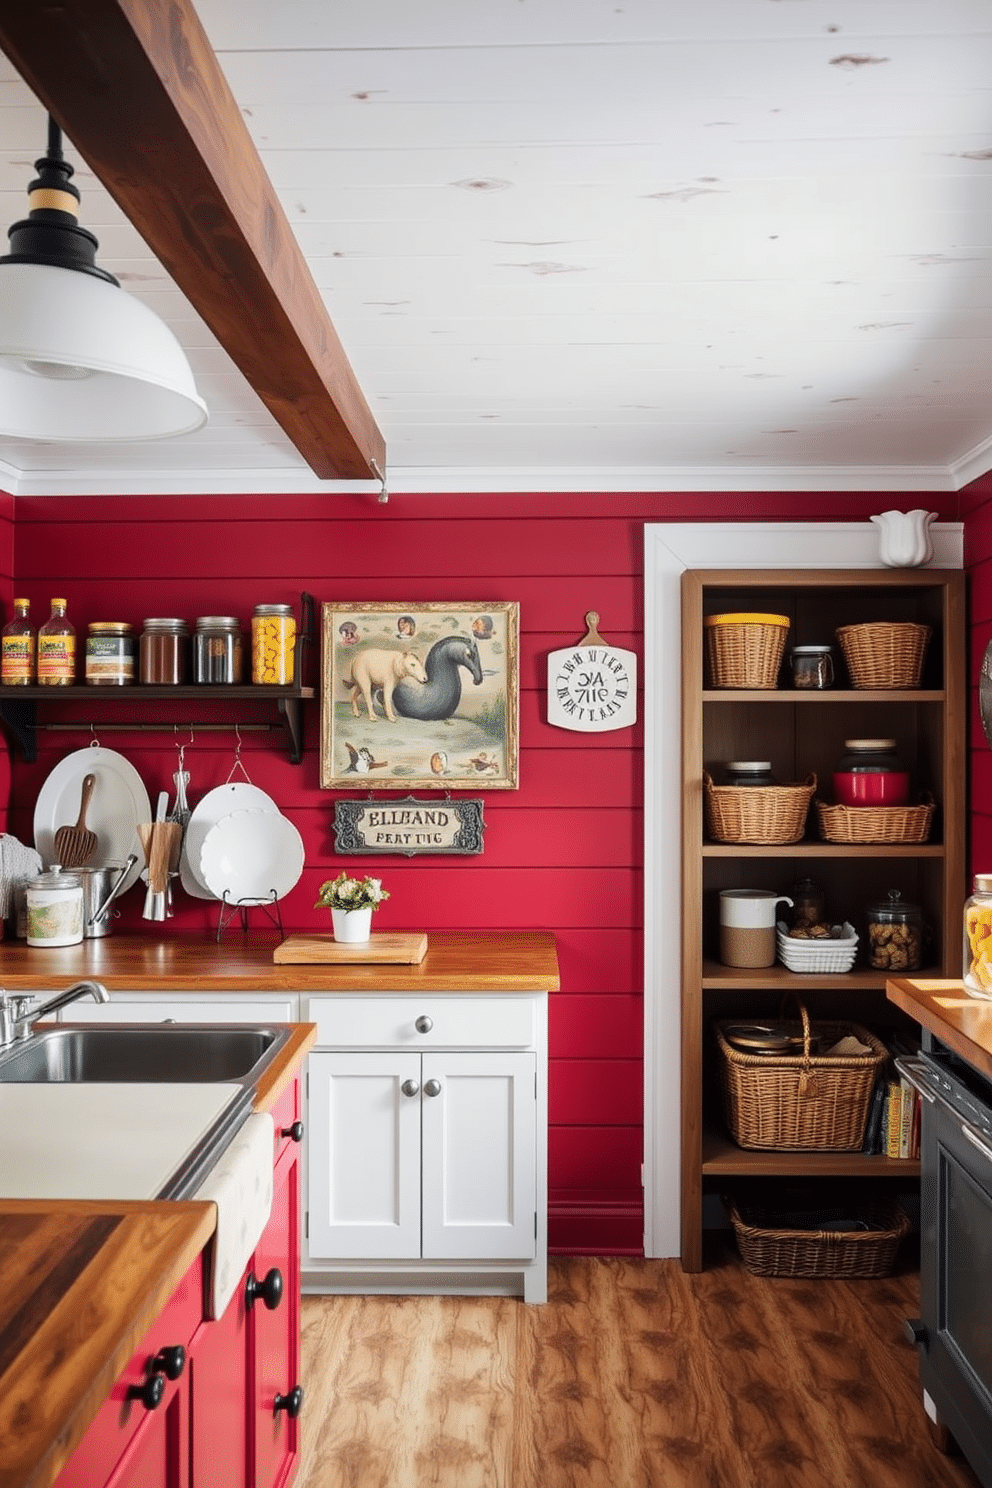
(832, 770), (910, 807)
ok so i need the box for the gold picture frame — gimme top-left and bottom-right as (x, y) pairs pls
(320, 601), (519, 790)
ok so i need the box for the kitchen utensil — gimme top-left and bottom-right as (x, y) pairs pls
(199, 808), (304, 903)
(171, 769), (191, 831)
(80, 855), (137, 938)
(52, 773), (99, 868)
(180, 782), (279, 900)
(34, 746), (149, 894)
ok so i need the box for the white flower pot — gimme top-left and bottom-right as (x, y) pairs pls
(331, 906), (373, 943)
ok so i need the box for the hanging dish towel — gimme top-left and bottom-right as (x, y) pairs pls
(0, 834), (43, 925)
(193, 1111), (274, 1319)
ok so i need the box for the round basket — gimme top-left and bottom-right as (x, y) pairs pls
(815, 798), (934, 845)
(704, 612), (790, 689)
(704, 771), (816, 845)
(835, 622), (931, 689)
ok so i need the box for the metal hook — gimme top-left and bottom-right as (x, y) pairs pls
(226, 723), (253, 784)
(370, 457), (389, 505)
(89, 724), (101, 749)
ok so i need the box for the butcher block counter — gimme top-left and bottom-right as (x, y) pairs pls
(886, 976), (992, 1078)
(0, 929), (560, 994)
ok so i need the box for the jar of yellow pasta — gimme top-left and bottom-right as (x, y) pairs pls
(251, 603), (296, 685)
(964, 874), (992, 996)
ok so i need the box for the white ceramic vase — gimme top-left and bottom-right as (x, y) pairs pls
(331, 905), (373, 942)
(870, 509), (936, 567)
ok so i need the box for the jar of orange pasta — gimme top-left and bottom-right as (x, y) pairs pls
(964, 874), (992, 996)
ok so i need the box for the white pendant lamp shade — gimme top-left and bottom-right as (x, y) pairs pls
(0, 116), (207, 442)
(0, 262), (208, 441)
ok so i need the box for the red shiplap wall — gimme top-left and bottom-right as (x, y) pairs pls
(962, 472), (992, 878)
(3, 487), (961, 1252)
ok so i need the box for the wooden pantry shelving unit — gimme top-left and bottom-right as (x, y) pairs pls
(680, 567), (966, 1272)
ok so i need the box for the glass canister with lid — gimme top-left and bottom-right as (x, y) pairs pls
(140, 618), (190, 684)
(833, 738), (910, 807)
(26, 867), (84, 946)
(251, 603), (296, 685)
(193, 616), (243, 684)
(85, 622), (136, 686)
(866, 889), (922, 972)
(964, 874), (992, 996)
(721, 761), (777, 787)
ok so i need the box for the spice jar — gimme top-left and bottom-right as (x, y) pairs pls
(251, 604), (296, 685)
(193, 616), (243, 684)
(866, 889), (922, 972)
(85, 622), (136, 686)
(140, 618), (190, 684)
(789, 877), (826, 930)
(26, 867), (84, 947)
(963, 874), (992, 997)
(789, 645), (834, 690)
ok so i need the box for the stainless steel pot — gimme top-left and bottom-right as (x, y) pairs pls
(78, 855), (137, 938)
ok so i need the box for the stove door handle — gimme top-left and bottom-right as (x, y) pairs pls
(893, 1056), (937, 1104)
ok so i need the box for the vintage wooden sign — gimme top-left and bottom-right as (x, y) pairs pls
(332, 796), (486, 856)
(547, 611), (637, 732)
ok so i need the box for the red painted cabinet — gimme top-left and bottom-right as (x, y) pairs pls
(56, 1078), (303, 1488)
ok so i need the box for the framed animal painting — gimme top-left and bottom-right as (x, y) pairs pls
(319, 602), (520, 790)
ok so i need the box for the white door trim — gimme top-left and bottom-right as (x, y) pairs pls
(641, 519), (964, 1257)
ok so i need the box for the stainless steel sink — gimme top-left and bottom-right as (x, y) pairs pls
(0, 1023), (291, 1086)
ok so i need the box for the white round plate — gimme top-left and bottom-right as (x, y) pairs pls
(33, 746), (150, 894)
(180, 782), (279, 900)
(199, 808), (305, 903)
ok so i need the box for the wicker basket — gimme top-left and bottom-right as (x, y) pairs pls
(714, 994), (888, 1151)
(815, 798), (934, 844)
(835, 622), (931, 689)
(725, 1195), (912, 1278)
(704, 772), (816, 845)
(704, 612), (790, 689)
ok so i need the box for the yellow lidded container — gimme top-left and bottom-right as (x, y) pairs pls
(251, 604), (296, 685)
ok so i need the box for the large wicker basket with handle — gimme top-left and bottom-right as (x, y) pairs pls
(714, 994), (888, 1151)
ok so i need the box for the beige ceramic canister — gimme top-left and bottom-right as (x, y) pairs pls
(719, 889), (793, 968)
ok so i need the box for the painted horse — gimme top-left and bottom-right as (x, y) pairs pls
(391, 634), (484, 720)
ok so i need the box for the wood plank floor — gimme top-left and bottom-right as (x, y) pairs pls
(298, 1244), (982, 1488)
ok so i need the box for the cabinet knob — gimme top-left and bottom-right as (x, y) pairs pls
(128, 1373), (166, 1411)
(152, 1345), (186, 1380)
(281, 1120), (304, 1142)
(274, 1385), (304, 1419)
(245, 1267), (283, 1311)
(903, 1316), (929, 1350)
(401, 1079), (420, 1097)
(415, 1015), (433, 1034)
(423, 1078), (442, 1097)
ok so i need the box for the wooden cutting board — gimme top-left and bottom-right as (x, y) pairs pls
(274, 932), (428, 965)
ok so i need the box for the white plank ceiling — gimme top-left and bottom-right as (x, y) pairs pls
(1, 0), (991, 495)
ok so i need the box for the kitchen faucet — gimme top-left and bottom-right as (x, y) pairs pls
(0, 980), (110, 1049)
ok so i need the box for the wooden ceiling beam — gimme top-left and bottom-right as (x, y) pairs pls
(0, 0), (385, 480)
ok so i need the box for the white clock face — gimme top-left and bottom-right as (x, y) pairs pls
(547, 644), (637, 732)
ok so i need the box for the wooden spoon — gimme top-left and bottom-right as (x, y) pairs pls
(53, 773), (98, 868)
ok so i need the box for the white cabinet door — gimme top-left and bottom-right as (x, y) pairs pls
(421, 1052), (536, 1261)
(307, 1051), (422, 1260)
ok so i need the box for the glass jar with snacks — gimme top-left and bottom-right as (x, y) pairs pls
(85, 622), (136, 686)
(251, 603), (296, 685)
(140, 618), (190, 684)
(193, 616), (243, 684)
(866, 889), (922, 972)
(1, 597), (34, 685)
(789, 876), (826, 930)
(963, 874), (992, 997)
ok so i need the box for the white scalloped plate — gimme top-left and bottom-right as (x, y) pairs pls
(180, 783), (280, 900)
(199, 808), (304, 904)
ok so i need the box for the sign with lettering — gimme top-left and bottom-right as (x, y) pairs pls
(332, 797), (486, 856)
(546, 611), (637, 733)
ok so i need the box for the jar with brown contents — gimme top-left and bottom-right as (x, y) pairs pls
(140, 618), (190, 684)
(866, 890), (922, 972)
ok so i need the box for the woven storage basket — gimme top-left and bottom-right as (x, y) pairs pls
(815, 797), (934, 845)
(704, 772), (816, 845)
(704, 612), (790, 689)
(714, 994), (888, 1151)
(725, 1196), (911, 1279)
(835, 621), (931, 689)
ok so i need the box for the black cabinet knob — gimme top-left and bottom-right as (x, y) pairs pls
(245, 1267), (283, 1311)
(281, 1120), (304, 1143)
(128, 1373), (166, 1411)
(274, 1385), (304, 1419)
(152, 1345), (186, 1380)
(903, 1316), (929, 1350)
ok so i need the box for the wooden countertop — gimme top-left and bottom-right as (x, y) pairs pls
(0, 1200), (214, 1488)
(0, 930), (560, 994)
(0, 1028), (314, 1488)
(887, 976), (992, 1081)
